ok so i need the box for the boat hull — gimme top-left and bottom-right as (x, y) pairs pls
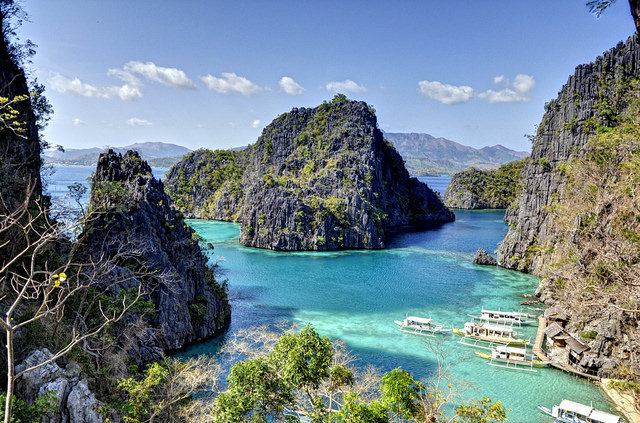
(475, 351), (548, 368)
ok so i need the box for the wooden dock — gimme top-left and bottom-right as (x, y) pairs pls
(532, 315), (551, 364)
(534, 317), (640, 420)
(532, 316), (600, 381)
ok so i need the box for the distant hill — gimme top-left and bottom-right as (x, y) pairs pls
(45, 142), (192, 167)
(383, 132), (528, 176)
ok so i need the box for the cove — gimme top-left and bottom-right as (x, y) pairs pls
(178, 207), (614, 422)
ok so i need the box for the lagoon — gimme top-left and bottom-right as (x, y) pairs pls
(46, 168), (613, 422)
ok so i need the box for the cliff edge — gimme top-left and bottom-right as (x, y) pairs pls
(497, 34), (640, 380)
(84, 150), (231, 361)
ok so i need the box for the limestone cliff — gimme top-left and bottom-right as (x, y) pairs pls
(443, 160), (525, 209)
(165, 148), (245, 220)
(497, 34), (640, 379)
(498, 34), (640, 273)
(84, 150), (230, 361)
(166, 96), (454, 251)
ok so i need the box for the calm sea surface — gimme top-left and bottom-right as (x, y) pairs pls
(46, 169), (614, 422)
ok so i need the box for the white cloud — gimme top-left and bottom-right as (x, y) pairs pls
(200, 73), (263, 96)
(72, 118), (86, 126)
(123, 61), (195, 89)
(417, 80), (474, 105)
(479, 74), (535, 103)
(126, 117), (152, 126)
(325, 79), (367, 94)
(279, 76), (305, 95)
(49, 73), (143, 101)
(513, 74), (535, 93)
(49, 74), (104, 98)
(252, 120), (261, 129)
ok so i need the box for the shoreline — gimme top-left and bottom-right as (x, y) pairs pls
(600, 379), (640, 423)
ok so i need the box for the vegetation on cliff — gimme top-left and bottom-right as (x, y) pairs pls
(165, 148), (245, 220)
(166, 94), (454, 251)
(533, 85), (640, 400)
(497, 31), (640, 402)
(443, 160), (526, 209)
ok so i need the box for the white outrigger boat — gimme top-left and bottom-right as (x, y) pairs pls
(474, 345), (548, 372)
(453, 321), (530, 348)
(538, 399), (621, 423)
(467, 308), (536, 326)
(394, 315), (451, 337)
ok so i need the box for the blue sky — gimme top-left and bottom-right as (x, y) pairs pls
(21, 0), (635, 152)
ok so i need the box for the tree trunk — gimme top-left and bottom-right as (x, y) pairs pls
(4, 329), (14, 423)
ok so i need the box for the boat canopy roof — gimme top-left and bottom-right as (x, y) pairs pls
(481, 308), (528, 318)
(466, 321), (515, 333)
(495, 345), (526, 354)
(559, 400), (593, 417)
(589, 409), (621, 423)
(405, 316), (432, 325)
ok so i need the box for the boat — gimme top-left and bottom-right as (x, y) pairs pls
(453, 321), (530, 348)
(467, 307), (537, 326)
(394, 315), (451, 337)
(474, 345), (548, 372)
(538, 399), (621, 423)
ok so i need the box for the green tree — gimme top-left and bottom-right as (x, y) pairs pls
(455, 397), (508, 423)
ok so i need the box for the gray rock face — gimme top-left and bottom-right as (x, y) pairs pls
(166, 97), (454, 251)
(15, 349), (103, 423)
(473, 248), (497, 266)
(84, 150), (230, 361)
(496, 34), (640, 378)
(497, 34), (640, 273)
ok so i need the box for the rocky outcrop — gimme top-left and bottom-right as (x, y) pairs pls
(498, 34), (640, 272)
(166, 96), (454, 251)
(473, 248), (497, 266)
(444, 160), (525, 209)
(84, 150), (230, 362)
(15, 349), (102, 423)
(496, 34), (640, 379)
(165, 148), (245, 220)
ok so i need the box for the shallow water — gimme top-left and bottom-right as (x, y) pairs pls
(180, 210), (614, 422)
(45, 169), (615, 421)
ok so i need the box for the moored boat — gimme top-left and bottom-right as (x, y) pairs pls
(475, 345), (548, 372)
(453, 321), (530, 348)
(537, 399), (621, 423)
(394, 315), (451, 337)
(467, 307), (536, 326)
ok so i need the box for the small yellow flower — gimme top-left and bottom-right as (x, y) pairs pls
(53, 274), (59, 279)
(54, 280), (60, 287)
(59, 272), (67, 282)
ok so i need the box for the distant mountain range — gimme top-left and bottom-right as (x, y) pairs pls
(384, 132), (529, 176)
(45, 142), (192, 167)
(45, 135), (528, 176)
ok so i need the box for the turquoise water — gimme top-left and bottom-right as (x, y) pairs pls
(180, 211), (615, 422)
(44, 169), (614, 421)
